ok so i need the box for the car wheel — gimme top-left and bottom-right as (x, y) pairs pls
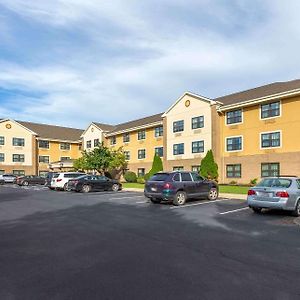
(208, 187), (218, 200)
(150, 198), (161, 204)
(82, 184), (91, 193)
(63, 183), (69, 191)
(252, 207), (262, 213)
(22, 181), (29, 186)
(292, 200), (300, 217)
(173, 191), (187, 206)
(111, 184), (119, 192)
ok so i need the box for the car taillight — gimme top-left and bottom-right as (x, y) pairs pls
(56, 179), (62, 182)
(248, 190), (256, 196)
(276, 191), (289, 198)
(163, 183), (172, 189)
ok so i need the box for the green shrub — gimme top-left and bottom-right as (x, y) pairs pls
(148, 154), (163, 178)
(250, 178), (258, 186)
(200, 150), (219, 180)
(144, 173), (151, 181)
(124, 171), (137, 183)
(229, 180), (238, 185)
(137, 177), (145, 184)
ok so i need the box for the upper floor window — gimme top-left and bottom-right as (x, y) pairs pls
(39, 140), (49, 149)
(60, 143), (71, 150)
(261, 101), (280, 119)
(173, 120), (184, 133)
(13, 138), (25, 147)
(192, 141), (204, 153)
(39, 156), (50, 164)
(173, 143), (184, 155)
(192, 116), (204, 129)
(110, 136), (116, 145)
(61, 157), (71, 161)
(261, 131), (281, 148)
(124, 151), (130, 160)
(94, 139), (100, 147)
(155, 147), (164, 157)
(0, 153), (4, 162)
(0, 136), (4, 145)
(13, 154), (25, 162)
(138, 130), (146, 140)
(138, 149), (146, 159)
(155, 126), (163, 137)
(86, 140), (91, 148)
(226, 136), (242, 151)
(123, 133), (130, 143)
(226, 109), (242, 125)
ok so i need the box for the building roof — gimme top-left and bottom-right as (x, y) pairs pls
(106, 112), (163, 135)
(92, 122), (116, 132)
(17, 120), (84, 142)
(215, 79), (300, 106)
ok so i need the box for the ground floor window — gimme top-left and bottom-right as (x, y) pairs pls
(173, 166), (184, 171)
(226, 164), (241, 178)
(39, 171), (48, 178)
(137, 168), (145, 177)
(13, 170), (25, 176)
(0, 170), (4, 174)
(191, 165), (201, 172)
(261, 163), (280, 177)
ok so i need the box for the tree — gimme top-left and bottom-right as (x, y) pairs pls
(73, 156), (88, 171)
(200, 150), (218, 180)
(145, 154), (163, 180)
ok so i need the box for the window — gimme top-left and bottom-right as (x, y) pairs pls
(155, 126), (163, 137)
(192, 141), (204, 153)
(39, 171), (48, 178)
(173, 143), (184, 155)
(138, 130), (146, 140)
(86, 140), (91, 148)
(150, 173), (169, 181)
(0, 136), (5, 145)
(173, 120), (184, 133)
(257, 178), (291, 188)
(226, 109), (242, 125)
(261, 163), (280, 177)
(94, 139), (100, 147)
(138, 168), (145, 177)
(39, 156), (49, 164)
(191, 173), (203, 181)
(13, 170), (25, 176)
(173, 173), (181, 181)
(192, 116), (204, 129)
(60, 157), (71, 161)
(0, 153), (4, 162)
(296, 180), (300, 189)
(173, 166), (184, 171)
(13, 154), (24, 162)
(226, 164), (241, 178)
(38, 140), (49, 149)
(0, 170), (4, 175)
(226, 137), (242, 151)
(123, 133), (130, 143)
(138, 149), (146, 159)
(261, 101), (280, 119)
(261, 132), (281, 148)
(60, 143), (71, 150)
(191, 165), (200, 173)
(181, 173), (192, 182)
(110, 136), (116, 145)
(13, 138), (25, 147)
(155, 147), (164, 157)
(124, 151), (130, 160)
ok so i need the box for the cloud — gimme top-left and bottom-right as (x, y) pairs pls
(0, 0), (300, 128)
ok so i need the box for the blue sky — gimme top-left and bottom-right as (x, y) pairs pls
(0, 0), (300, 128)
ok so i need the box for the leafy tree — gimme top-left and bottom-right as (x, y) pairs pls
(124, 171), (137, 183)
(145, 154), (163, 180)
(73, 156), (88, 171)
(200, 150), (218, 180)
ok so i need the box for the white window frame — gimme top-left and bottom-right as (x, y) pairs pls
(225, 135), (243, 153)
(60, 156), (71, 161)
(259, 100), (282, 120)
(260, 130), (282, 150)
(60, 143), (71, 151)
(38, 139), (50, 150)
(138, 149), (146, 160)
(39, 155), (50, 164)
(225, 109), (243, 126)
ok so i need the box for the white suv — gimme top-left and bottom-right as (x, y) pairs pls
(50, 172), (85, 191)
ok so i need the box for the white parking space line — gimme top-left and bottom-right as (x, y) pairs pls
(136, 200), (149, 204)
(219, 207), (249, 215)
(110, 195), (145, 200)
(170, 198), (229, 210)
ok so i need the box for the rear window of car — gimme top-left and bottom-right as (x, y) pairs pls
(150, 173), (169, 181)
(257, 178), (292, 188)
(53, 174), (60, 178)
(64, 173), (84, 178)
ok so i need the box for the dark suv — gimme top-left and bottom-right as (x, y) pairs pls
(144, 171), (218, 206)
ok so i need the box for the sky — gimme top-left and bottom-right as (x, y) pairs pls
(0, 0), (300, 129)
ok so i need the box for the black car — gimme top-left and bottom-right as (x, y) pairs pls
(144, 171), (218, 206)
(16, 175), (46, 186)
(67, 175), (122, 193)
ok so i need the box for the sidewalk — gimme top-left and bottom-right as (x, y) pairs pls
(123, 188), (247, 200)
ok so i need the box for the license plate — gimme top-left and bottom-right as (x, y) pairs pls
(259, 191), (272, 197)
(151, 187), (157, 192)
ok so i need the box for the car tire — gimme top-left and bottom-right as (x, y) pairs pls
(82, 184), (91, 193)
(22, 181), (29, 186)
(292, 200), (300, 217)
(173, 191), (187, 206)
(63, 183), (69, 191)
(111, 184), (119, 192)
(252, 207), (262, 213)
(150, 198), (161, 204)
(207, 187), (218, 200)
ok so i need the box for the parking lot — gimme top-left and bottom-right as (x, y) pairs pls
(1, 184), (300, 299)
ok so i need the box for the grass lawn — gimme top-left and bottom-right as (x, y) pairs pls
(123, 182), (250, 194)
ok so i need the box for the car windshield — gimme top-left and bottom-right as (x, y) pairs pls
(149, 173), (169, 181)
(257, 178), (292, 188)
